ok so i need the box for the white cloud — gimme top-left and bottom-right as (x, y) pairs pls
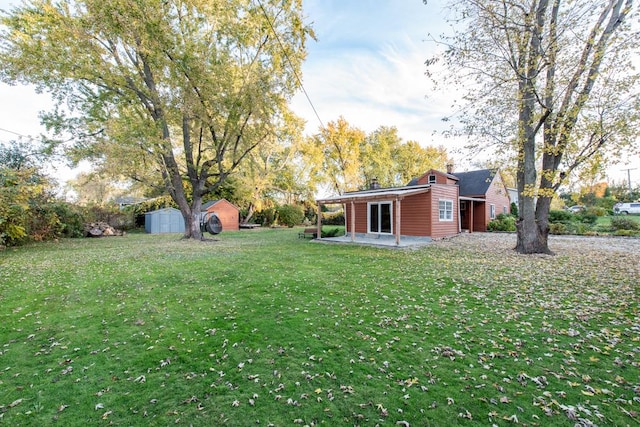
(290, 0), (460, 145)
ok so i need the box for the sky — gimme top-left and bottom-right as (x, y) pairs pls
(290, 0), (452, 143)
(0, 0), (638, 187)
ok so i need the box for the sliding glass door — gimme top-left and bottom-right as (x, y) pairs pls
(368, 202), (392, 234)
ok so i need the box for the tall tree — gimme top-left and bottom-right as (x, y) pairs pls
(233, 111), (310, 222)
(426, 0), (639, 253)
(307, 116), (366, 195)
(0, 0), (311, 239)
(393, 141), (449, 186)
(0, 141), (55, 245)
(304, 119), (451, 195)
(360, 126), (401, 187)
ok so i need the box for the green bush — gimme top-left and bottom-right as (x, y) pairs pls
(549, 209), (573, 223)
(572, 223), (592, 235)
(50, 202), (85, 238)
(610, 217), (639, 231)
(487, 213), (516, 232)
(549, 221), (593, 235)
(510, 202), (518, 217)
(321, 227), (342, 238)
(254, 207), (277, 227)
(586, 206), (607, 217)
(322, 210), (345, 225)
(0, 167), (36, 246)
(549, 223), (567, 235)
(575, 212), (597, 225)
(276, 204), (304, 227)
(613, 229), (639, 236)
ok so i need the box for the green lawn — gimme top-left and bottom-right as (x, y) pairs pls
(596, 214), (640, 228)
(0, 229), (638, 426)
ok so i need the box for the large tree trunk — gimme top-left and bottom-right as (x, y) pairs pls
(515, 220), (551, 254)
(184, 210), (203, 239)
(516, 195), (553, 254)
(515, 217), (553, 254)
(176, 192), (205, 240)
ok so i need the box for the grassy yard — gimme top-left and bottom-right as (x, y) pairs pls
(0, 229), (638, 426)
(595, 214), (640, 229)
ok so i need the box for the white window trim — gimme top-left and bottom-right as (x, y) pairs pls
(490, 204), (496, 219)
(367, 201), (393, 234)
(428, 174), (437, 184)
(438, 199), (454, 222)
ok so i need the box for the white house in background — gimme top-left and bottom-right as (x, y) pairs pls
(507, 188), (518, 207)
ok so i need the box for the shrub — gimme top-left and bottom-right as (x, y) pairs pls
(613, 229), (639, 236)
(28, 204), (63, 241)
(572, 223), (592, 235)
(549, 223), (567, 235)
(322, 210), (345, 225)
(276, 204), (304, 227)
(549, 221), (594, 235)
(302, 203), (317, 224)
(610, 217), (639, 231)
(0, 167), (39, 246)
(321, 227), (342, 238)
(549, 209), (573, 223)
(487, 213), (516, 232)
(575, 212), (597, 225)
(50, 202), (85, 238)
(254, 207), (276, 227)
(586, 206), (607, 217)
(510, 202), (518, 217)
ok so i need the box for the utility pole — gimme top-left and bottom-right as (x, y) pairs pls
(621, 168), (637, 197)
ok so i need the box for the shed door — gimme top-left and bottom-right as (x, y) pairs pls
(159, 213), (171, 233)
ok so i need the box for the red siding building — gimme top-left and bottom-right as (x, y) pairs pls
(316, 168), (511, 245)
(202, 199), (240, 232)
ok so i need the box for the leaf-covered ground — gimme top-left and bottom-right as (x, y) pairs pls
(0, 230), (638, 426)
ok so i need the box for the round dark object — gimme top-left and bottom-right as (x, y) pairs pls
(206, 213), (223, 235)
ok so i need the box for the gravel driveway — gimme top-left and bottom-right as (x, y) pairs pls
(435, 232), (640, 255)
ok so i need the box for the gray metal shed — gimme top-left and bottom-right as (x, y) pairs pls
(144, 207), (185, 234)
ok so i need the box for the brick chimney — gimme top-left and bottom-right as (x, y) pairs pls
(446, 163), (454, 174)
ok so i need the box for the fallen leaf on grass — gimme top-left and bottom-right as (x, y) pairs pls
(9, 398), (23, 408)
(181, 396), (198, 404)
(458, 409), (472, 420)
(503, 414), (518, 423)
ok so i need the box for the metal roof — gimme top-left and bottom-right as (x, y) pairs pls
(317, 185), (432, 204)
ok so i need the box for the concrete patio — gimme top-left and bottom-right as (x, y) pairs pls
(312, 233), (433, 249)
